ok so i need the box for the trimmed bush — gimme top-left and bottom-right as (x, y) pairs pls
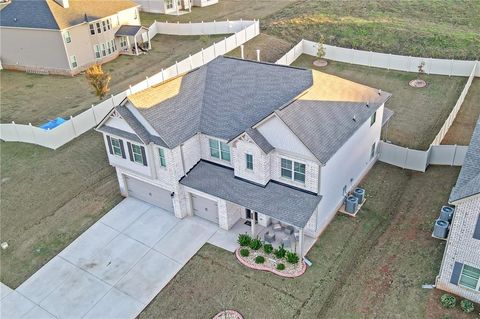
(263, 243), (273, 254)
(274, 245), (286, 259)
(276, 263), (285, 270)
(255, 255), (265, 264)
(460, 299), (474, 313)
(286, 251), (300, 264)
(440, 294), (456, 309)
(240, 248), (249, 257)
(238, 233), (252, 247)
(249, 238), (262, 250)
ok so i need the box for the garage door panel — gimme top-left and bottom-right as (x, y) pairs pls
(125, 176), (174, 213)
(191, 194), (218, 224)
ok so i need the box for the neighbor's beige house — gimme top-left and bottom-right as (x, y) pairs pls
(135, 0), (218, 14)
(0, 0), (151, 76)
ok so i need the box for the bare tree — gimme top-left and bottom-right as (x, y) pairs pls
(85, 64), (112, 100)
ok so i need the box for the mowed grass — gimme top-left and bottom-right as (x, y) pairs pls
(140, 164), (478, 319)
(292, 55), (467, 150)
(0, 33), (226, 125)
(0, 131), (121, 288)
(263, 0), (480, 60)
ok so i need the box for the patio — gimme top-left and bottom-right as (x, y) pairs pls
(116, 25), (151, 56)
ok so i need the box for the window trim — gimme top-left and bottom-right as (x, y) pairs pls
(64, 31), (71, 43)
(280, 157), (306, 184)
(166, 0), (174, 9)
(209, 138), (231, 162)
(459, 264), (480, 291)
(94, 44), (101, 59)
(70, 55), (78, 68)
(158, 148), (167, 168)
(111, 138), (123, 157)
(96, 22), (102, 33)
(89, 23), (95, 35)
(131, 144), (144, 165)
(246, 153), (253, 170)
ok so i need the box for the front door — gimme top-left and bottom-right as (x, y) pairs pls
(245, 209), (258, 224)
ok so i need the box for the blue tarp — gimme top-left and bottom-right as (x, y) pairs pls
(39, 117), (66, 130)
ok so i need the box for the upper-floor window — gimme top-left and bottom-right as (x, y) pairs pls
(370, 111), (376, 126)
(111, 138), (123, 156)
(89, 23), (95, 35)
(246, 154), (253, 170)
(209, 139), (230, 161)
(64, 31), (71, 43)
(166, 0), (174, 9)
(96, 22), (102, 34)
(281, 158), (305, 183)
(102, 20), (107, 32)
(459, 264), (480, 291)
(159, 148), (167, 167)
(70, 55), (78, 68)
(106, 19), (111, 30)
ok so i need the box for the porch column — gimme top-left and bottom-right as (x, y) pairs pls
(147, 30), (152, 50)
(250, 217), (256, 237)
(126, 36), (131, 53)
(298, 228), (304, 257)
(134, 37), (138, 56)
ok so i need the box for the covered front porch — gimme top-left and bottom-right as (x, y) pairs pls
(116, 25), (151, 56)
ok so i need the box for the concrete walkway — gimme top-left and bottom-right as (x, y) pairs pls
(1, 198), (239, 319)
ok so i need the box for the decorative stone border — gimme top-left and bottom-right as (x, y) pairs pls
(313, 59), (328, 67)
(212, 310), (244, 319)
(235, 248), (307, 278)
(409, 79), (427, 88)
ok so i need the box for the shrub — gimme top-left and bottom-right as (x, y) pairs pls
(274, 245), (286, 259)
(276, 263), (285, 271)
(249, 238), (262, 250)
(238, 233), (252, 247)
(263, 243), (273, 254)
(460, 299), (474, 313)
(286, 251), (300, 264)
(240, 248), (249, 257)
(255, 255), (265, 264)
(440, 294), (456, 309)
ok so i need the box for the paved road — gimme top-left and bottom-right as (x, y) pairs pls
(1, 198), (238, 319)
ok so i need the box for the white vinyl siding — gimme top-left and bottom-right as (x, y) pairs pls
(281, 158), (305, 183)
(209, 139), (230, 162)
(159, 148), (167, 167)
(459, 264), (480, 291)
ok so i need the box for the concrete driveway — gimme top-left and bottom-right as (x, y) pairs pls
(1, 198), (229, 319)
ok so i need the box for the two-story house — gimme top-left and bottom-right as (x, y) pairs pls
(0, 0), (149, 76)
(436, 116), (480, 303)
(96, 56), (392, 256)
(135, 0), (218, 15)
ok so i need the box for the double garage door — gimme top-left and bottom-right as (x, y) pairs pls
(191, 194), (218, 224)
(125, 176), (174, 213)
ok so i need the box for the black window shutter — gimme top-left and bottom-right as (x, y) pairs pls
(473, 215), (480, 240)
(141, 146), (148, 166)
(450, 261), (463, 285)
(119, 140), (126, 159)
(106, 135), (113, 155)
(127, 142), (134, 162)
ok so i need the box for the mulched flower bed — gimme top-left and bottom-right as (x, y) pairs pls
(212, 310), (243, 319)
(313, 59), (328, 67)
(235, 248), (306, 278)
(409, 79), (427, 88)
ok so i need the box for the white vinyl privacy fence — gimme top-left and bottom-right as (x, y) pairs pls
(0, 20), (260, 149)
(276, 40), (479, 171)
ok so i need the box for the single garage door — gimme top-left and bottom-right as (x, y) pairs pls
(191, 194), (218, 224)
(125, 176), (174, 213)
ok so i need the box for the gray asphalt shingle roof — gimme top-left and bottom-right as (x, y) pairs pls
(115, 25), (145, 36)
(135, 56), (313, 148)
(449, 116), (480, 203)
(245, 128), (274, 154)
(0, 0), (59, 29)
(97, 125), (142, 143)
(180, 161), (322, 228)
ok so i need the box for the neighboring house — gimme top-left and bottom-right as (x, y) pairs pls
(436, 117), (480, 303)
(135, 0), (218, 14)
(0, 0), (151, 76)
(96, 56), (392, 256)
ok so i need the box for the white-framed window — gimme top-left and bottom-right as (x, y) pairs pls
(281, 158), (306, 183)
(246, 154), (253, 170)
(94, 44), (101, 58)
(111, 39), (117, 51)
(106, 19), (111, 30)
(111, 138), (123, 157)
(64, 31), (71, 43)
(459, 264), (480, 291)
(101, 43), (106, 56)
(96, 22), (102, 33)
(120, 36), (127, 47)
(370, 142), (376, 159)
(158, 148), (167, 167)
(70, 55), (78, 68)
(131, 144), (144, 164)
(166, 0), (174, 9)
(102, 20), (107, 32)
(107, 41), (112, 55)
(370, 111), (376, 126)
(209, 138), (230, 161)
(89, 23), (95, 35)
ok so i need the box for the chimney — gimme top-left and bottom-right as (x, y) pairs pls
(54, 0), (69, 8)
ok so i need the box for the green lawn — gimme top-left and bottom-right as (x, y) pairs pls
(263, 0), (480, 60)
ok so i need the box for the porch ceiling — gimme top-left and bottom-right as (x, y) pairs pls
(180, 160), (322, 228)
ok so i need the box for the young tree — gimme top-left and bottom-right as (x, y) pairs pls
(85, 64), (112, 100)
(317, 34), (326, 60)
(417, 61), (426, 80)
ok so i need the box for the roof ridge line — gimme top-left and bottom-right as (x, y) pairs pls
(222, 55), (309, 71)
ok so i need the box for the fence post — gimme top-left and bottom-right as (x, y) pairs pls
(213, 42), (216, 57)
(161, 68), (165, 82)
(403, 148), (409, 169)
(449, 59), (453, 77)
(388, 54), (391, 70)
(189, 54), (193, 69)
(91, 105), (98, 124)
(452, 144), (458, 166)
(110, 94), (115, 107)
(240, 45), (244, 59)
(29, 123), (37, 144)
(234, 32), (238, 47)
(201, 48), (205, 64)
(213, 20), (216, 34)
(12, 121), (19, 140)
(70, 116), (77, 136)
(175, 61), (179, 74)
(129, 85), (133, 95)
(146, 76), (149, 87)
(224, 37), (227, 52)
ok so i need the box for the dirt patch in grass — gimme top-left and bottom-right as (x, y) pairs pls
(0, 34), (226, 125)
(0, 132), (121, 288)
(442, 79), (480, 145)
(263, 0), (480, 60)
(139, 164), (463, 318)
(291, 55), (466, 150)
(226, 33), (293, 62)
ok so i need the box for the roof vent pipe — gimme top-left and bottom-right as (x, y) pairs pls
(353, 115), (357, 122)
(378, 89), (382, 95)
(240, 45), (244, 59)
(256, 49), (260, 61)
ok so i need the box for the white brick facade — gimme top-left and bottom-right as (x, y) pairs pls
(437, 195), (480, 303)
(232, 136), (271, 186)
